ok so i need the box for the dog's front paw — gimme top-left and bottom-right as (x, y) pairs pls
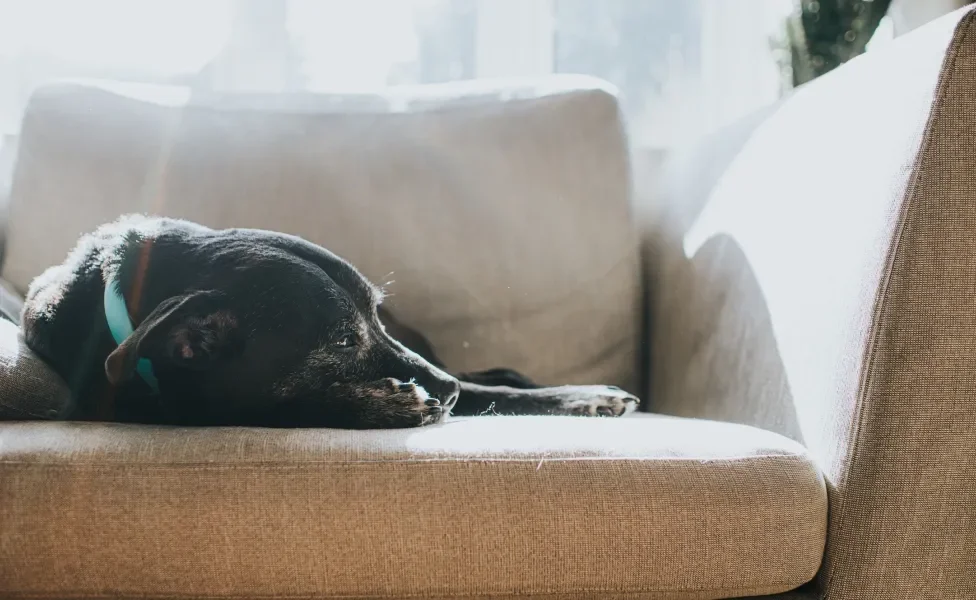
(360, 378), (446, 428)
(553, 385), (640, 417)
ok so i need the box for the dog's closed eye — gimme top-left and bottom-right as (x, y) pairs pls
(335, 333), (358, 349)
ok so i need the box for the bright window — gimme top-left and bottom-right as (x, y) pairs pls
(0, 0), (956, 156)
(0, 0), (794, 145)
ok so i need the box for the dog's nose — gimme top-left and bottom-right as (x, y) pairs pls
(441, 377), (460, 408)
(425, 374), (460, 409)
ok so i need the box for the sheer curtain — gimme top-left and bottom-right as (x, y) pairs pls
(0, 1), (790, 141)
(0, 0), (961, 172)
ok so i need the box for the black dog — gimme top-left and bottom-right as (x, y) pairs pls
(21, 216), (638, 428)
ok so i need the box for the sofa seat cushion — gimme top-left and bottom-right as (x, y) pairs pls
(0, 415), (825, 600)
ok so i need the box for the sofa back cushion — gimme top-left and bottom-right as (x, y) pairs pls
(3, 77), (641, 389)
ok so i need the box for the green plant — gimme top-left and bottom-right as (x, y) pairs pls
(787, 0), (892, 86)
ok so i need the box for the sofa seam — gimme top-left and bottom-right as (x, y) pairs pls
(0, 453), (819, 469)
(0, 580), (807, 599)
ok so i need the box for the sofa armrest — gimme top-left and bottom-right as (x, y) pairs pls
(646, 7), (976, 600)
(0, 275), (71, 419)
(0, 316), (72, 420)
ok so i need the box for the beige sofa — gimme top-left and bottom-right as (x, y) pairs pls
(1, 5), (974, 599)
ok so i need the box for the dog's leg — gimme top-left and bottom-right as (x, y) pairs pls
(455, 367), (540, 389)
(378, 308), (638, 417)
(451, 381), (638, 417)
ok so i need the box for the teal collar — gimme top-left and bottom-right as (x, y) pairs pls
(103, 277), (160, 394)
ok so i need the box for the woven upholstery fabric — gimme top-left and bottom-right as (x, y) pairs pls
(0, 415), (826, 599)
(647, 7), (976, 599)
(0, 315), (71, 420)
(2, 76), (641, 392)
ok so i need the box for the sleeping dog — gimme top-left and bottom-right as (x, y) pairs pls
(21, 216), (639, 428)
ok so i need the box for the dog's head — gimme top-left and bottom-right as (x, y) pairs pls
(103, 230), (460, 428)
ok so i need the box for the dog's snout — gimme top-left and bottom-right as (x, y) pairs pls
(419, 371), (459, 408)
(439, 377), (461, 408)
(381, 341), (460, 408)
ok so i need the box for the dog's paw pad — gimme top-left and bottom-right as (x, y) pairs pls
(395, 381), (419, 394)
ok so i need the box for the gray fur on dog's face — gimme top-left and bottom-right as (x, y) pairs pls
(24, 217), (459, 428)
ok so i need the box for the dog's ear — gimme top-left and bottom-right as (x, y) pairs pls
(105, 290), (239, 385)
